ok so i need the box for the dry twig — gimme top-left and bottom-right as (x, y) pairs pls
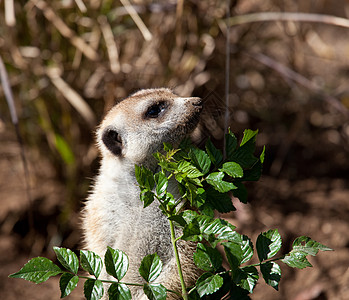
(31, 0), (99, 61)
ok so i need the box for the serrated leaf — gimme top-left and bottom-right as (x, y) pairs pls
(80, 250), (103, 279)
(240, 129), (258, 146)
(281, 253), (312, 269)
(206, 188), (236, 213)
(105, 247), (129, 281)
(108, 283), (132, 300)
(189, 148), (211, 174)
(194, 243), (222, 272)
(242, 160), (262, 182)
(233, 266), (259, 293)
(182, 218), (202, 242)
(196, 273), (224, 297)
(143, 283), (167, 300)
(8, 257), (62, 283)
(168, 215), (187, 227)
(84, 279), (104, 300)
(240, 235), (254, 264)
(135, 165), (155, 190)
(292, 236), (333, 256)
(223, 242), (243, 268)
(260, 262), (281, 291)
(206, 172), (237, 193)
(225, 129), (238, 160)
(219, 162), (243, 178)
(140, 190), (155, 208)
(205, 139), (223, 167)
(154, 172), (168, 196)
(139, 254), (163, 282)
(256, 229), (282, 262)
(59, 272), (79, 298)
(53, 247), (79, 274)
(177, 160), (203, 178)
(231, 130), (259, 169)
(232, 182), (248, 204)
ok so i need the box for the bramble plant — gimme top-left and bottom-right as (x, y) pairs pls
(9, 129), (332, 299)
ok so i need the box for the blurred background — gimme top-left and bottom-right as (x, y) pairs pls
(1, 0), (349, 299)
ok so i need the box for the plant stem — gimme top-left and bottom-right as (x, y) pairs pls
(169, 218), (188, 300)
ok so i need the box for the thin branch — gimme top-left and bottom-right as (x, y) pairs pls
(226, 12), (349, 29)
(5, 0), (16, 26)
(246, 52), (349, 117)
(119, 0), (152, 41)
(98, 16), (121, 74)
(31, 0), (99, 61)
(46, 67), (97, 127)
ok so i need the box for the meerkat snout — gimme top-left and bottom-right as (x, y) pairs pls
(97, 88), (202, 163)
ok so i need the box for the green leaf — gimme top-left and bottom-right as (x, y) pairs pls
(219, 162), (243, 178)
(54, 134), (75, 165)
(168, 215), (187, 227)
(163, 142), (173, 152)
(108, 283), (132, 300)
(182, 218), (202, 242)
(242, 160), (262, 182)
(140, 190), (155, 208)
(260, 262), (281, 291)
(196, 273), (224, 297)
(154, 172), (168, 196)
(240, 235), (254, 264)
(59, 273), (79, 298)
(223, 242), (243, 268)
(233, 266), (259, 293)
(205, 188), (236, 213)
(232, 182), (248, 204)
(292, 236), (333, 256)
(240, 129), (258, 147)
(231, 130), (259, 169)
(177, 160), (203, 178)
(80, 250), (103, 279)
(135, 165), (155, 190)
(143, 283), (167, 300)
(206, 172), (237, 193)
(84, 279), (104, 300)
(53, 247), (79, 274)
(139, 254), (163, 282)
(193, 243), (222, 272)
(205, 139), (223, 167)
(105, 247), (129, 281)
(189, 148), (211, 174)
(281, 252), (312, 269)
(260, 146), (265, 164)
(256, 229), (282, 262)
(225, 129), (238, 160)
(8, 257), (62, 283)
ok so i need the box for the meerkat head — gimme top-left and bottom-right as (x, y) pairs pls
(97, 88), (202, 166)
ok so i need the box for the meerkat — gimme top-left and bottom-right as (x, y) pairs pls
(82, 88), (203, 299)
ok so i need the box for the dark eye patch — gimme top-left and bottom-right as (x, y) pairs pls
(145, 102), (166, 118)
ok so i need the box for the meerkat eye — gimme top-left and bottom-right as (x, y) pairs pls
(145, 102), (166, 118)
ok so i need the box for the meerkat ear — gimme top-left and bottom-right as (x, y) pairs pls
(102, 128), (123, 156)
